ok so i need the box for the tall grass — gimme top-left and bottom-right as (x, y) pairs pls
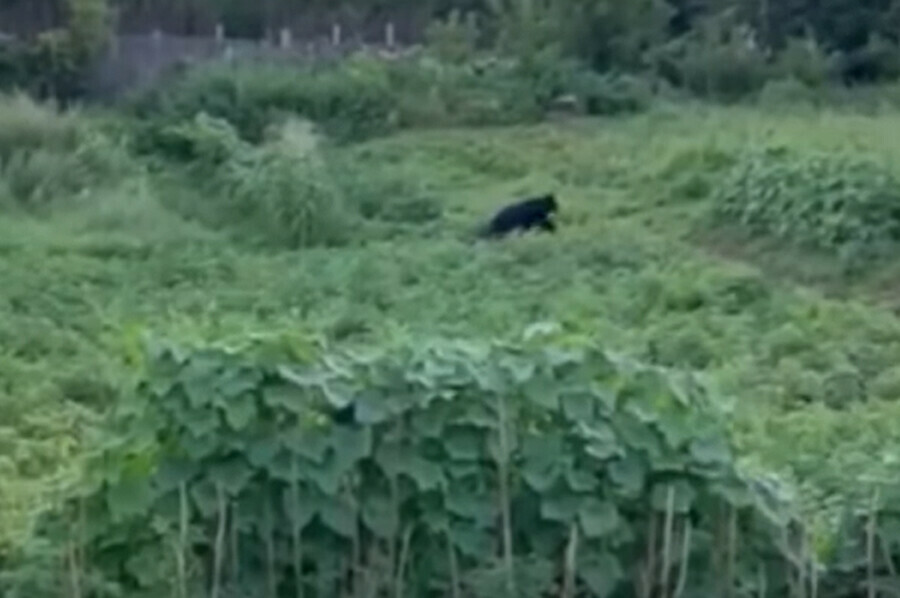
(0, 94), (137, 208)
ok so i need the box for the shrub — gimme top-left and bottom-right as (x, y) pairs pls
(836, 34), (900, 83)
(772, 36), (835, 87)
(130, 50), (618, 151)
(163, 114), (352, 249)
(653, 24), (770, 101)
(130, 57), (397, 145)
(387, 55), (544, 128)
(0, 96), (137, 207)
(713, 147), (900, 262)
(425, 9), (481, 64)
(0, 94), (82, 161)
(756, 77), (822, 108)
(571, 71), (654, 115)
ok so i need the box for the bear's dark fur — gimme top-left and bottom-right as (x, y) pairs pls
(480, 194), (558, 238)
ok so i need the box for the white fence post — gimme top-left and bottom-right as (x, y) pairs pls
(331, 23), (341, 46)
(279, 27), (292, 50)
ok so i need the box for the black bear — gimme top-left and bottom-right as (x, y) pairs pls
(480, 193), (558, 239)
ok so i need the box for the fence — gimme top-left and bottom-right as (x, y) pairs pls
(88, 23), (418, 100)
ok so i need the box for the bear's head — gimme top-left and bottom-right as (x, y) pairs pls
(541, 193), (559, 212)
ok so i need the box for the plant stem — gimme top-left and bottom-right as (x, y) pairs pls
(211, 483), (227, 598)
(495, 392), (516, 598)
(727, 506), (737, 598)
(868, 488), (880, 598)
(661, 485), (676, 598)
(177, 482), (188, 598)
(561, 522), (578, 598)
(395, 525), (414, 598)
(447, 528), (461, 598)
(674, 519), (692, 598)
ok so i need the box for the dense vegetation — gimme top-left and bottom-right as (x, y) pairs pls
(7, 0), (900, 102)
(8, 0), (900, 594)
(4, 53), (900, 593)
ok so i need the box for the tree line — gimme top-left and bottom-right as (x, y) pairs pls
(2, 0), (900, 102)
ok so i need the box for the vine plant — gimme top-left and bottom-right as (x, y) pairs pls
(2, 336), (803, 598)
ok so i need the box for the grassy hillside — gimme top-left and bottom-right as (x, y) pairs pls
(6, 101), (900, 584)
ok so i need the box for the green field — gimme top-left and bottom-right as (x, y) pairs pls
(8, 97), (900, 592)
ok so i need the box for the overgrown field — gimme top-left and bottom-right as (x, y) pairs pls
(8, 87), (900, 594)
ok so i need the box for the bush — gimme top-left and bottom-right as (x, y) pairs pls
(130, 50), (623, 152)
(713, 147), (900, 262)
(162, 114), (352, 249)
(131, 56), (398, 145)
(772, 36), (835, 87)
(0, 95), (136, 207)
(386, 55), (544, 128)
(425, 9), (481, 64)
(571, 71), (654, 115)
(756, 77), (822, 108)
(836, 34), (900, 83)
(653, 24), (770, 101)
(0, 94), (82, 161)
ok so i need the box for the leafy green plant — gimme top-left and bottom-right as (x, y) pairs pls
(130, 57), (397, 145)
(0, 93), (138, 207)
(2, 335), (799, 598)
(160, 114), (352, 249)
(713, 147), (900, 263)
(425, 9), (481, 64)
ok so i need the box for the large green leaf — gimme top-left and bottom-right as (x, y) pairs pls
(579, 422), (622, 461)
(282, 486), (317, 529)
(125, 544), (169, 589)
(321, 379), (356, 409)
(561, 391), (595, 423)
(578, 498), (619, 539)
(610, 412), (662, 458)
(449, 523), (494, 559)
(445, 427), (484, 461)
(247, 436), (280, 468)
(176, 404), (219, 437)
(330, 426), (372, 471)
(189, 477), (219, 518)
(540, 492), (581, 523)
(281, 427), (330, 463)
(180, 431), (218, 460)
(216, 366), (262, 400)
(209, 456), (253, 495)
(521, 435), (564, 492)
(180, 353), (222, 408)
(523, 374), (560, 410)
(353, 390), (391, 424)
(320, 498), (357, 538)
(579, 551), (623, 598)
(375, 443), (444, 490)
(222, 391), (257, 431)
(154, 458), (198, 492)
(565, 465), (598, 493)
(609, 452), (646, 496)
(361, 492), (399, 538)
(305, 454), (344, 495)
(447, 487), (496, 528)
(107, 475), (154, 522)
(411, 407), (446, 438)
(263, 382), (307, 413)
(689, 435), (732, 466)
(404, 456), (445, 490)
